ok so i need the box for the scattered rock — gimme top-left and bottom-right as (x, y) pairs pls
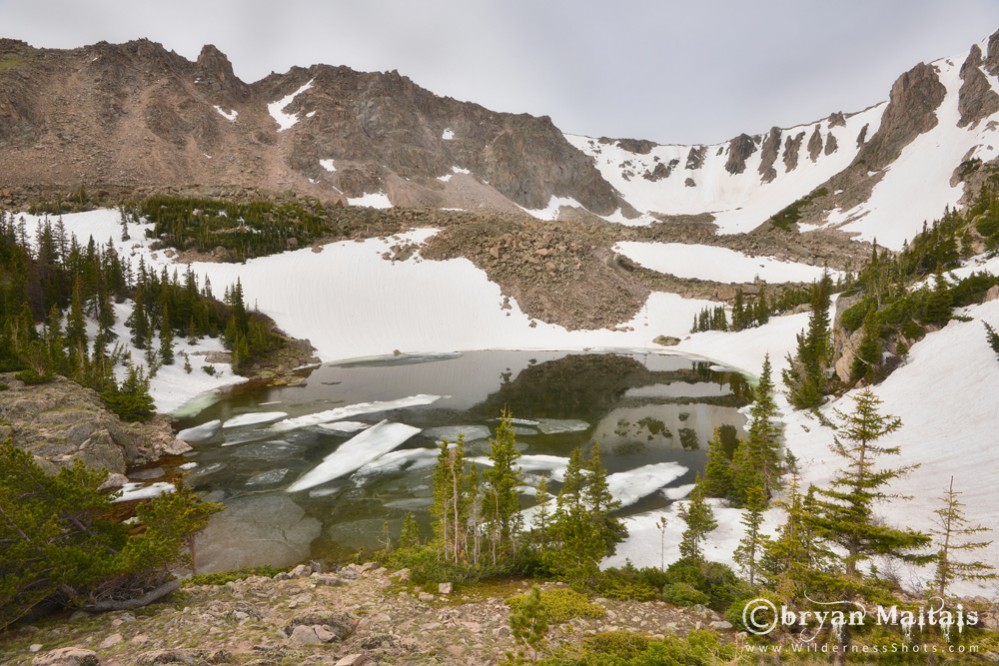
(438, 582), (454, 595)
(30, 647), (99, 666)
(97, 634), (122, 649)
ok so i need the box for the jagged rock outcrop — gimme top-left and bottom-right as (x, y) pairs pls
(807, 125), (824, 162)
(958, 44), (999, 128)
(724, 133), (757, 174)
(783, 131), (805, 172)
(854, 61), (947, 172)
(0, 373), (188, 477)
(685, 145), (706, 170)
(758, 127), (782, 183)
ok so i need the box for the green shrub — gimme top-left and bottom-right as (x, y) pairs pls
(663, 558), (751, 611)
(507, 587), (605, 625)
(582, 631), (652, 660)
(661, 582), (709, 607)
(0, 441), (220, 629)
(14, 368), (53, 385)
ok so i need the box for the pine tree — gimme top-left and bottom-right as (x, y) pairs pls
(737, 354), (782, 499)
(984, 321), (999, 360)
(807, 388), (931, 577)
(732, 486), (770, 586)
(530, 475), (552, 554)
(850, 307), (882, 384)
(931, 476), (996, 597)
(159, 303), (174, 365)
(399, 512), (421, 551)
(677, 478), (718, 561)
(700, 428), (734, 498)
(783, 274), (833, 408)
(482, 409), (523, 561)
(431, 435), (468, 563)
(760, 474), (832, 597)
(547, 445), (625, 579)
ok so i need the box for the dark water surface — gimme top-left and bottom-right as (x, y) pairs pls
(164, 350), (750, 572)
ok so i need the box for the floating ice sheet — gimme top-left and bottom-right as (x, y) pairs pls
(113, 482), (175, 503)
(287, 420), (421, 492)
(222, 412), (288, 429)
(177, 419), (222, 442)
(421, 424), (491, 443)
(316, 421), (372, 435)
(271, 394), (440, 432)
(536, 419), (591, 435)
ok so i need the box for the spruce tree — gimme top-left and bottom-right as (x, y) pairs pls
(807, 388), (931, 577)
(931, 476), (996, 597)
(732, 486), (770, 586)
(985, 321), (999, 360)
(159, 303), (174, 365)
(739, 354), (782, 499)
(700, 428), (734, 499)
(783, 274), (832, 408)
(431, 435), (468, 563)
(677, 477), (718, 561)
(850, 307), (882, 385)
(482, 409), (523, 561)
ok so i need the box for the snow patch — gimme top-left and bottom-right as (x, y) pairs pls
(268, 79), (314, 132)
(442, 128), (455, 141)
(213, 106), (237, 122)
(113, 482), (175, 503)
(347, 192), (393, 209)
(615, 242), (841, 284)
(320, 159), (336, 173)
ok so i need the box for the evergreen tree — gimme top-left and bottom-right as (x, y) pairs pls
(732, 486), (770, 586)
(159, 303), (174, 365)
(530, 475), (552, 554)
(431, 435), (469, 563)
(547, 445), (625, 579)
(482, 409), (523, 561)
(128, 286), (150, 349)
(850, 307), (882, 384)
(931, 476), (996, 597)
(700, 428), (734, 499)
(677, 478), (718, 561)
(399, 512), (421, 551)
(783, 274), (833, 409)
(760, 473), (832, 598)
(739, 354), (782, 499)
(985, 321), (999, 360)
(807, 388), (931, 577)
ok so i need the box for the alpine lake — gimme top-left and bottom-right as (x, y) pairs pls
(153, 350), (752, 573)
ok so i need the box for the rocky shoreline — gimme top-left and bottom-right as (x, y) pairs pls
(1, 563), (739, 666)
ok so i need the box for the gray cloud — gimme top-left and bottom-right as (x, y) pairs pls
(1, 0), (997, 144)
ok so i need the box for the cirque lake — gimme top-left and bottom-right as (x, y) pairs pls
(154, 350), (752, 573)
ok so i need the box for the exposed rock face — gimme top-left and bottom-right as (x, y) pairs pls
(958, 44), (999, 128)
(854, 61), (946, 172)
(783, 131), (805, 172)
(828, 111), (847, 127)
(724, 133), (757, 174)
(807, 125), (823, 162)
(685, 145), (706, 170)
(0, 39), (624, 216)
(0, 373), (187, 476)
(824, 132), (838, 155)
(758, 127), (782, 183)
(986, 30), (999, 76)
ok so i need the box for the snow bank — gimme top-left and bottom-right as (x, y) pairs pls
(614, 242), (841, 284)
(287, 420), (421, 492)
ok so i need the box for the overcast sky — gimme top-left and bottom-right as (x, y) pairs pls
(2, 1), (998, 144)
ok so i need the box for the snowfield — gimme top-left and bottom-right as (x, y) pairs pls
(614, 241), (841, 284)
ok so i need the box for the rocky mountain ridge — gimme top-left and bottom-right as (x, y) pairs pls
(2, 31), (998, 237)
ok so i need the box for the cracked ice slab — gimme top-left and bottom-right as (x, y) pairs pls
(269, 394), (440, 432)
(287, 420), (421, 492)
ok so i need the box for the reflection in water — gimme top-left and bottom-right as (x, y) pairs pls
(166, 350), (750, 571)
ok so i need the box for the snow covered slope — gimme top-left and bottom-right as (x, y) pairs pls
(567, 104), (883, 234)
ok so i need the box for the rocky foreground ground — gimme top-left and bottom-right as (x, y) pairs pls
(2, 563), (736, 666)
